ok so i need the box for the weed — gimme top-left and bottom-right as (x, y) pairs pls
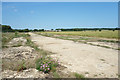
(17, 61), (27, 72)
(118, 74), (120, 78)
(12, 42), (22, 47)
(15, 31), (18, 37)
(100, 59), (105, 61)
(98, 40), (119, 43)
(94, 74), (97, 77)
(53, 72), (60, 78)
(100, 45), (110, 48)
(85, 72), (89, 74)
(117, 48), (120, 50)
(74, 73), (85, 78)
(96, 44), (110, 49)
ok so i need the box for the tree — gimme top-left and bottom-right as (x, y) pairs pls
(2, 25), (12, 32)
(51, 29), (54, 31)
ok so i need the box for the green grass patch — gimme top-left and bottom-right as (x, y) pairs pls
(17, 60), (27, 72)
(99, 45), (110, 48)
(98, 40), (119, 43)
(94, 74), (97, 77)
(100, 59), (105, 61)
(12, 42), (23, 47)
(74, 73), (85, 78)
(52, 72), (60, 78)
(85, 72), (89, 74)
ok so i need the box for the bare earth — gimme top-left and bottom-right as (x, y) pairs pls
(29, 33), (118, 78)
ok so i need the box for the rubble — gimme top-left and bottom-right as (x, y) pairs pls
(2, 68), (48, 78)
(8, 37), (27, 47)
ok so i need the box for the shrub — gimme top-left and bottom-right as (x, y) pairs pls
(15, 31), (18, 37)
(36, 56), (58, 73)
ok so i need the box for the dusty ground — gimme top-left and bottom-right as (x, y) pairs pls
(29, 32), (118, 78)
(2, 37), (47, 78)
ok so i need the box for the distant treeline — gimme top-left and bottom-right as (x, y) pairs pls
(56, 28), (120, 31)
(2, 25), (44, 32)
(1, 25), (120, 32)
(2, 25), (12, 32)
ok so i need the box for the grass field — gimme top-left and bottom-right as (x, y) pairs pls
(37, 30), (119, 39)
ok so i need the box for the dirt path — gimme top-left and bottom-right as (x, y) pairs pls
(29, 33), (118, 78)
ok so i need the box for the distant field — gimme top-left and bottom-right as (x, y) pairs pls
(38, 30), (119, 39)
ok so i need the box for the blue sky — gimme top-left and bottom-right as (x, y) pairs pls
(2, 0), (120, 2)
(2, 2), (118, 29)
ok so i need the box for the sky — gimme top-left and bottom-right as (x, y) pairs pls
(2, 2), (118, 29)
(2, 0), (120, 2)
